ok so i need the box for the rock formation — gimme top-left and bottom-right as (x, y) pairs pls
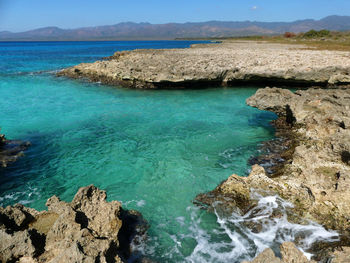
(58, 41), (350, 89)
(243, 241), (350, 263)
(196, 87), (350, 261)
(198, 87), (350, 231)
(0, 129), (30, 168)
(242, 242), (315, 263)
(0, 185), (148, 263)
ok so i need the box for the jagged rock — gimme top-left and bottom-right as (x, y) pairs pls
(195, 164), (314, 220)
(0, 185), (148, 263)
(0, 203), (38, 230)
(241, 248), (282, 263)
(245, 87), (350, 232)
(332, 246), (350, 263)
(58, 41), (350, 89)
(196, 87), (350, 261)
(242, 242), (314, 263)
(0, 229), (38, 262)
(280, 242), (311, 263)
(71, 185), (122, 243)
(198, 87), (350, 232)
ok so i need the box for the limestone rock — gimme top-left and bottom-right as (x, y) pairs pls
(0, 229), (39, 262)
(246, 87), (297, 117)
(245, 87), (350, 232)
(0, 185), (148, 263)
(195, 164), (313, 218)
(242, 242), (316, 263)
(0, 203), (38, 230)
(71, 185), (122, 242)
(198, 87), (350, 232)
(58, 41), (350, 89)
(241, 248), (282, 263)
(280, 242), (311, 263)
(332, 246), (350, 263)
(197, 87), (350, 261)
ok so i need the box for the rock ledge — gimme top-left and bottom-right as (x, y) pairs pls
(58, 42), (350, 89)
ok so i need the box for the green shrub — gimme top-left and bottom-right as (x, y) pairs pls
(303, 29), (331, 38)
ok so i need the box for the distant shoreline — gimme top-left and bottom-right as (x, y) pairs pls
(0, 39), (211, 42)
(2, 15), (350, 42)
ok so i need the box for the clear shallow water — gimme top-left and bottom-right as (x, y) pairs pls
(0, 41), (337, 262)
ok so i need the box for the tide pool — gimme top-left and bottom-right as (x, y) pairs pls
(0, 41), (278, 262)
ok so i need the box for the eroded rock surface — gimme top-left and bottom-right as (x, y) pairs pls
(246, 87), (350, 232)
(196, 87), (350, 262)
(0, 129), (30, 167)
(58, 41), (350, 89)
(198, 88), (350, 231)
(242, 242), (314, 263)
(0, 185), (148, 263)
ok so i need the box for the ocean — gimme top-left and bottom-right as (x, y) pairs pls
(0, 41), (336, 262)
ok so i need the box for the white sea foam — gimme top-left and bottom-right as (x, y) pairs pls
(112, 194), (338, 263)
(136, 199), (146, 207)
(184, 193), (338, 262)
(0, 187), (40, 207)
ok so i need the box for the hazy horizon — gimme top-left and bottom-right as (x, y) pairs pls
(0, 15), (348, 34)
(1, 0), (350, 32)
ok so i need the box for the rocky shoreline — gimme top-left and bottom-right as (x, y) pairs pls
(4, 41), (350, 262)
(196, 87), (350, 262)
(58, 41), (350, 89)
(0, 185), (148, 263)
(2, 87), (350, 262)
(0, 130), (30, 168)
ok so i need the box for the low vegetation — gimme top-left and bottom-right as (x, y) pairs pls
(226, 30), (350, 51)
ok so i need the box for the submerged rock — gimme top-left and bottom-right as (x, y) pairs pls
(0, 129), (30, 167)
(0, 185), (148, 263)
(58, 41), (350, 89)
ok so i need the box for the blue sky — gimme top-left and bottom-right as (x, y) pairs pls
(1, 0), (350, 32)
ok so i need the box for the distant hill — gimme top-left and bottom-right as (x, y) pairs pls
(1, 15), (350, 41)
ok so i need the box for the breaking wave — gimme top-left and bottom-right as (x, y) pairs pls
(135, 192), (339, 263)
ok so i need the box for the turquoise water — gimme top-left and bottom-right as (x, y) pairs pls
(0, 41), (278, 262)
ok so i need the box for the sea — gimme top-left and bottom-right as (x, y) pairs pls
(0, 41), (338, 262)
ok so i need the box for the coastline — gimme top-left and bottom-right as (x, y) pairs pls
(58, 41), (350, 89)
(2, 40), (350, 262)
(196, 87), (350, 261)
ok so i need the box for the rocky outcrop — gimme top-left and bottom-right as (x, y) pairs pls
(0, 185), (148, 263)
(58, 41), (350, 89)
(196, 87), (350, 261)
(243, 241), (350, 263)
(0, 129), (30, 167)
(247, 88), (350, 232)
(242, 242), (314, 263)
(198, 88), (350, 232)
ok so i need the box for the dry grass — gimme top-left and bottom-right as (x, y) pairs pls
(222, 31), (350, 51)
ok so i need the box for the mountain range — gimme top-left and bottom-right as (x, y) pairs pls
(1, 15), (350, 41)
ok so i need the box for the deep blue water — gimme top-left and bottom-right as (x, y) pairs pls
(0, 41), (279, 262)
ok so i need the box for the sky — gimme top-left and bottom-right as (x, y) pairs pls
(1, 0), (350, 32)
